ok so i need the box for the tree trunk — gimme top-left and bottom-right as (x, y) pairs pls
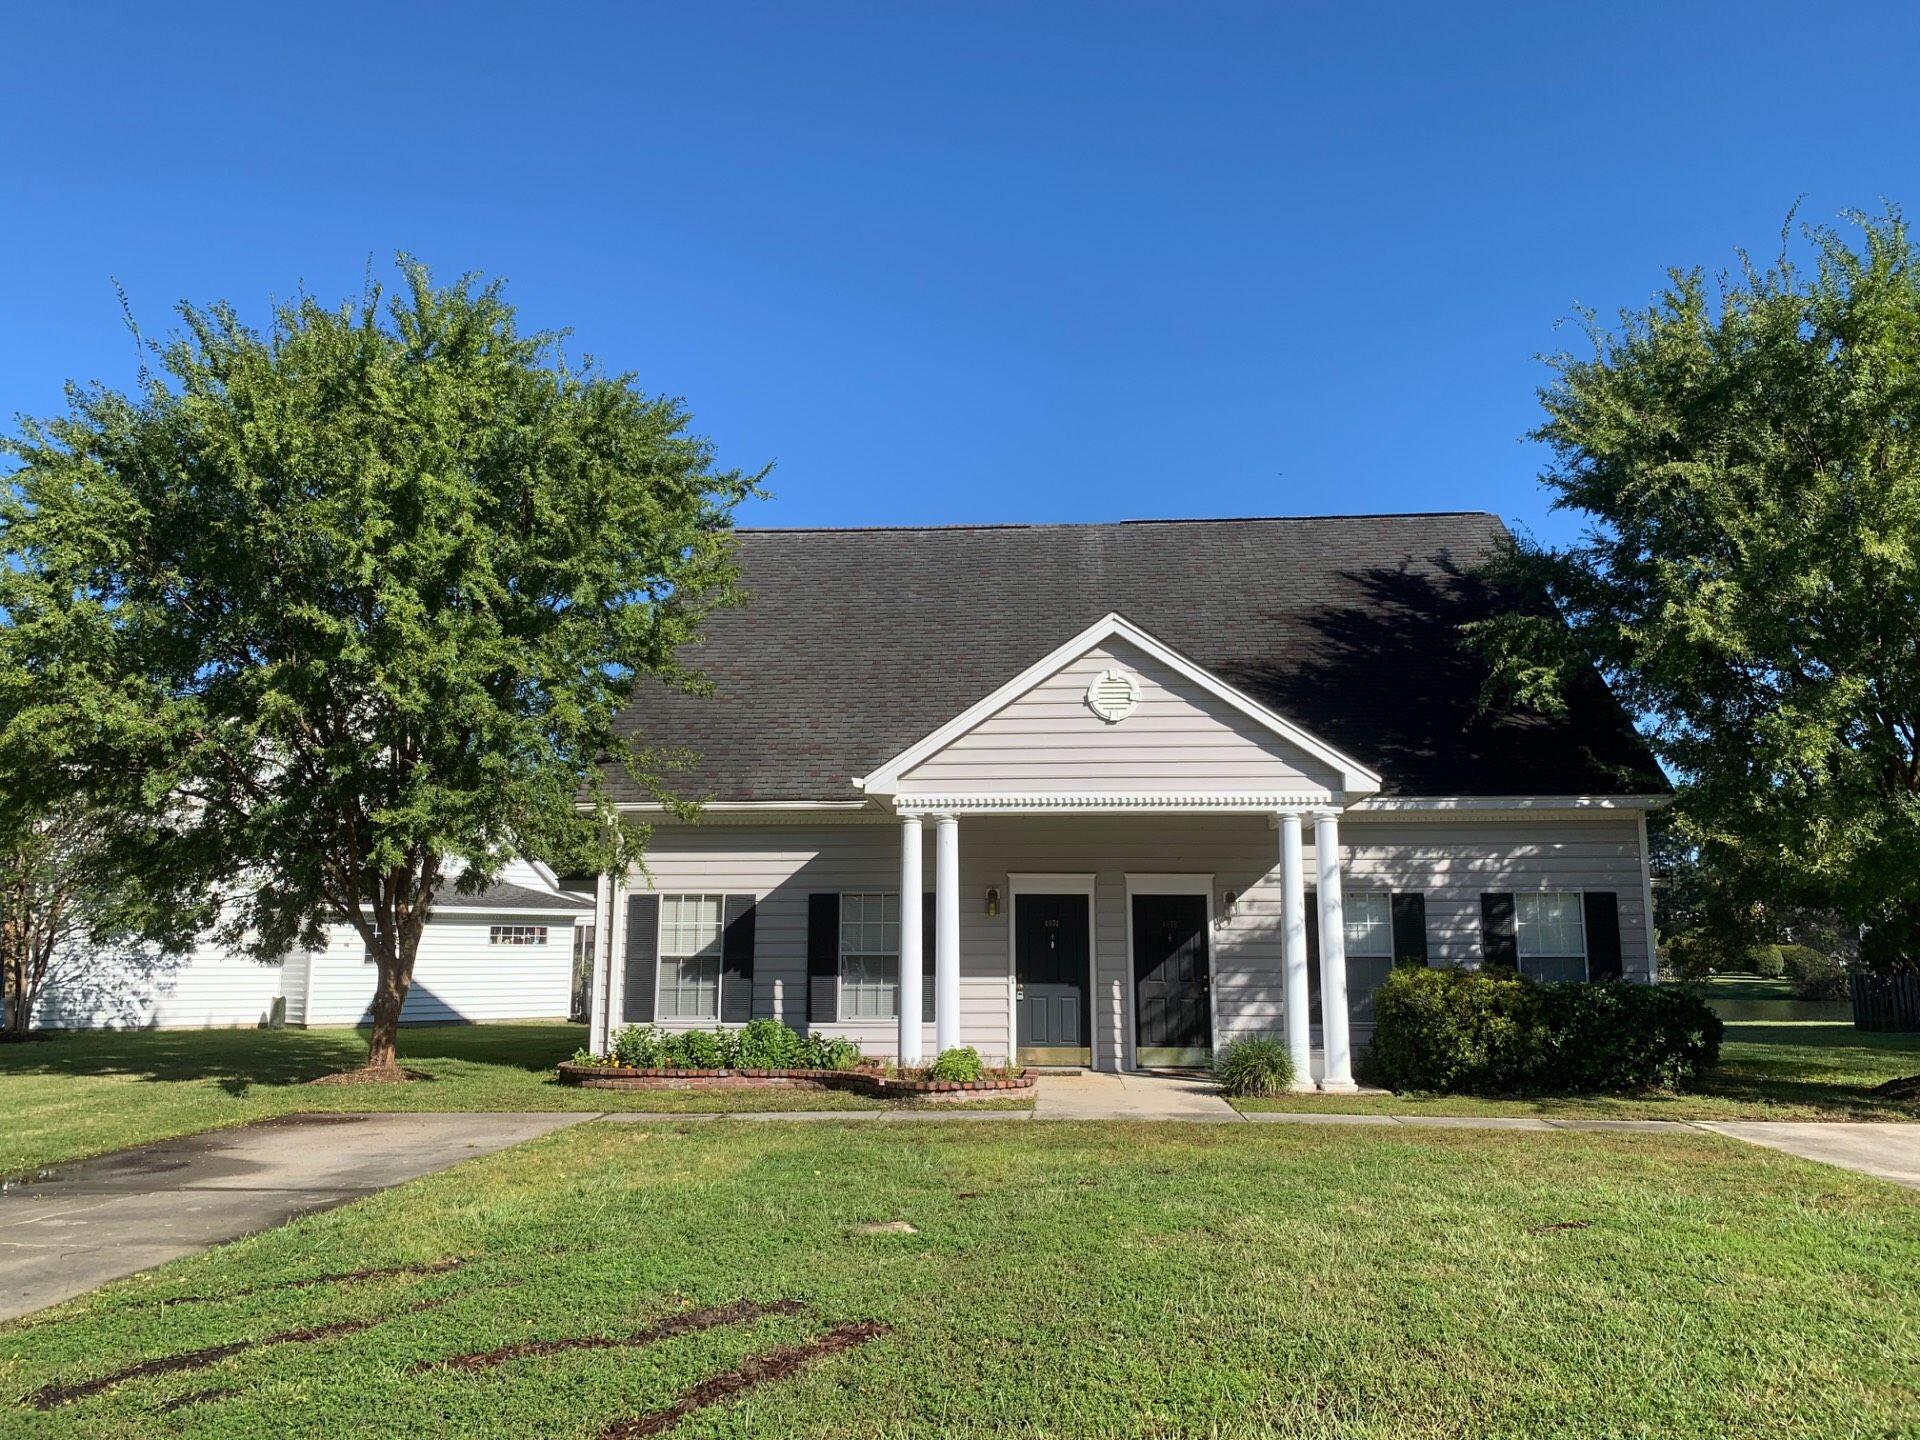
(364, 932), (420, 1070)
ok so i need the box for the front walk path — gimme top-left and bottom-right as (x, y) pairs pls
(0, 1112), (590, 1323)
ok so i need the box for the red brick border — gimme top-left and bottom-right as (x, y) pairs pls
(555, 1062), (1035, 1101)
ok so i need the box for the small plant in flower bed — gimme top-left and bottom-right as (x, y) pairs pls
(797, 1033), (864, 1071)
(1213, 1033), (1296, 1097)
(928, 1046), (986, 1083)
(587, 1020), (861, 1071)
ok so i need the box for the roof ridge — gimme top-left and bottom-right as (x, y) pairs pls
(734, 511), (1502, 535)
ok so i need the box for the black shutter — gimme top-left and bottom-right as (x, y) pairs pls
(807, 893), (840, 1028)
(1391, 892), (1428, 967)
(1583, 892), (1622, 981)
(921, 893), (936, 1024)
(721, 895), (756, 1022)
(1304, 889), (1320, 1026)
(1481, 893), (1517, 970)
(622, 894), (659, 1023)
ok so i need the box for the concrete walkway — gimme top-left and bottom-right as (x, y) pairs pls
(1033, 1070), (1241, 1121)
(1695, 1121), (1920, 1191)
(0, 1112), (590, 1322)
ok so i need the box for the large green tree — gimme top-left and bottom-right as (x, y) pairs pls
(1, 260), (758, 1067)
(1475, 210), (1920, 969)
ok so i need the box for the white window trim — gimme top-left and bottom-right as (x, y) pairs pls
(1341, 890), (1393, 960)
(487, 924), (550, 946)
(1514, 890), (1589, 980)
(837, 891), (902, 1023)
(654, 892), (726, 1024)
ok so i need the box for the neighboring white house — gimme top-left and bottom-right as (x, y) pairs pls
(585, 515), (1671, 1089)
(31, 860), (593, 1030)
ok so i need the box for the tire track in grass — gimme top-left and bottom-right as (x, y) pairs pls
(600, 1320), (893, 1439)
(414, 1298), (808, 1374)
(24, 1290), (471, 1410)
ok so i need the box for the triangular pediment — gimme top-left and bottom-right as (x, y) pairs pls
(855, 614), (1380, 800)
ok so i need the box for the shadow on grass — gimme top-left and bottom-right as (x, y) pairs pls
(0, 1022), (585, 1093)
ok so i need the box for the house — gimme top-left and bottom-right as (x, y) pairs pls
(30, 861), (593, 1030)
(586, 514), (1667, 1089)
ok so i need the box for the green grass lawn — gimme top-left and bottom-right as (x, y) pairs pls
(1237, 1022), (1920, 1121)
(4, 1120), (1916, 1438)
(1703, 972), (1852, 1022)
(0, 1024), (890, 1173)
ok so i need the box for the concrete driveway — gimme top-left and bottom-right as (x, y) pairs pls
(0, 1112), (591, 1322)
(1695, 1122), (1920, 1191)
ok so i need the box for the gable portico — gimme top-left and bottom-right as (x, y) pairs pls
(857, 613), (1381, 1089)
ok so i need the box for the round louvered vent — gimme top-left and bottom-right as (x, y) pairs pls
(1085, 668), (1140, 723)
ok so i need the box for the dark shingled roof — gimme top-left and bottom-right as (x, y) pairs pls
(608, 514), (1667, 803)
(436, 879), (594, 913)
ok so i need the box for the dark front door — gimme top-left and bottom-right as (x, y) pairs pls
(1132, 893), (1213, 1067)
(1015, 892), (1091, 1065)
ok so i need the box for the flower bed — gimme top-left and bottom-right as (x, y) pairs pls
(555, 1061), (1035, 1103)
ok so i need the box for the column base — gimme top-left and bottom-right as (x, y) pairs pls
(1286, 1078), (1319, 1094)
(1317, 1078), (1360, 1094)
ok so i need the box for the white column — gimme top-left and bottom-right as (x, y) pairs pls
(898, 813), (924, 1063)
(1314, 810), (1357, 1092)
(1277, 811), (1314, 1090)
(590, 872), (613, 1056)
(934, 812), (961, 1055)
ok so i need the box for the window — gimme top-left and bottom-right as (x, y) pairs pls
(489, 924), (549, 946)
(658, 894), (724, 1020)
(1343, 892), (1392, 958)
(839, 892), (900, 1020)
(1515, 892), (1586, 982)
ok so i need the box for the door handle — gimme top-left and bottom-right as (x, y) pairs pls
(1016, 982), (1025, 1000)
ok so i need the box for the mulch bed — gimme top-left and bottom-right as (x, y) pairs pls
(556, 1062), (1034, 1102)
(309, 1064), (435, 1086)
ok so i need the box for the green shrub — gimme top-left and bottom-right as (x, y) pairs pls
(734, 1018), (802, 1069)
(1781, 945), (1849, 1001)
(610, 1024), (668, 1068)
(1212, 1034), (1296, 1097)
(1748, 945), (1787, 979)
(928, 1046), (984, 1082)
(570, 1045), (599, 1065)
(797, 1033), (863, 1071)
(1370, 966), (1722, 1096)
(1368, 966), (1543, 1093)
(664, 1028), (728, 1068)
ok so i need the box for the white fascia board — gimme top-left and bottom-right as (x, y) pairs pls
(1349, 794), (1671, 813)
(855, 611), (1384, 797)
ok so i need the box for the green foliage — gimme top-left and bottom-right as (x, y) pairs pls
(1780, 945), (1850, 1001)
(733, 1017), (802, 1069)
(1470, 209), (1920, 971)
(1749, 945), (1788, 979)
(0, 258), (760, 1062)
(797, 1032), (863, 1071)
(1371, 967), (1723, 1095)
(610, 1024), (668, 1068)
(928, 1046), (984, 1082)
(1212, 1034), (1297, 1097)
(663, 1027), (731, 1069)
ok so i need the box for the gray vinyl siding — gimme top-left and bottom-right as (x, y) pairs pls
(897, 638), (1342, 794)
(620, 811), (1654, 1069)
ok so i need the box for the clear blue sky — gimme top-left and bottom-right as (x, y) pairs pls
(4, 2), (1915, 545)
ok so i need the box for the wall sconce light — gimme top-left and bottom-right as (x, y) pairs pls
(1218, 890), (1238, 927)
(984, 886), (1001, 918)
